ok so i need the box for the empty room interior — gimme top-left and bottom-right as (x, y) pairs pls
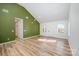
(0, 3), (79, 56)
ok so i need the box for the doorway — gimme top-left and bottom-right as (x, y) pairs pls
(15, 17), (23, 39)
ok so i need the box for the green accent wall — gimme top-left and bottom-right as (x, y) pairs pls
(0, 3), (40, 43)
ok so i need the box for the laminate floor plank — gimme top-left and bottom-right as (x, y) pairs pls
(0, 36), (72, 56)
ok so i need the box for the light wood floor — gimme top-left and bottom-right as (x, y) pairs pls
(0, 36), (72, 56)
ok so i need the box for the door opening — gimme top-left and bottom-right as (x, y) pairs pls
(15, 17), (23, 39)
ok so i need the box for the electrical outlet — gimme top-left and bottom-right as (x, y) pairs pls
(72, 48), (76, 55)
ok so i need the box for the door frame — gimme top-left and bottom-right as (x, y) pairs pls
(15, 17), (23, 39)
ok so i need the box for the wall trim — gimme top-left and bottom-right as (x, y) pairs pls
(40, 35), (68, 40)
(0, 40), (16, 45)
(68, 39), (74, 56)
(24, 35), (40, 39)
(0, 35), (40, 45)
(24, 35), (68, 40)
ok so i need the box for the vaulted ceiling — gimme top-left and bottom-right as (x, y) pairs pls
(19, 3), (70, 23)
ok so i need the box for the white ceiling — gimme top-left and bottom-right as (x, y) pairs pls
(19, 3), (70, 23)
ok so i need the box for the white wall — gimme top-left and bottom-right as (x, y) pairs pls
(68, 4), (79, 56)
(40, 20), (68, 39)
(19, 3), (70, 23)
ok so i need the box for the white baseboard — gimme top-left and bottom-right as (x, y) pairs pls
(0, 35), (40, 45)
(24, 35), (40, 39)
(68, 39), (74, 56)
(40, 35), (68, 40)
(0, 40), (16, 45)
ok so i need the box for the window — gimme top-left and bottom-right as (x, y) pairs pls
(57, 24), (64, 33)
